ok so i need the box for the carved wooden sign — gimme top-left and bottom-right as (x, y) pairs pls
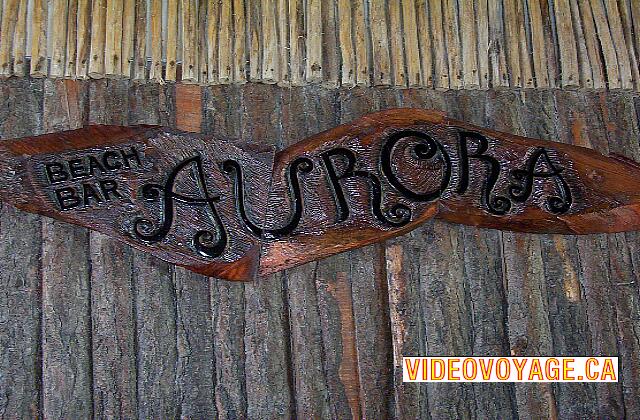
(2, 109), (640, 281)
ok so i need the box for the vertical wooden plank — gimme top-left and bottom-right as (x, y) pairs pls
(338, 88), (394, 419)
(120, 0), (136, 77)
(352, 0), (369, 85)
(277, 0), (289, 85)
(443, 0), (462, 88)
(175, 84), (203, 132)
(316, 255), (362, 419)
(338, 0), (356, 86)
(515, 0), (533, 87)
(0, 78), (44, 420)
(321, 0), (338, 86)
(181, 0), (199, 82)
(460, 0), (480, 88)
(429, 0), (449, 88)
(75, 0), (91, 78)
(166, 0), (179, 81)
(242, 84), (294, 419)
(546, 89), (603, 418)
(388, 0), (406, 86)
(64, 0), (78, 78)
(369, 0), (391, 85)
(633, 0), (640, 90)
(248, 0), (262, 81)
(597, 91), (640, 418)
(41, 78), (93, 420)
(385, 239), (428, 419)
(0, 0), (17, 77)
(127, 81), (179, 419)
(203, 84), (247, 419)
(487, 0), (509, 86)
(280, 86), (333, 418)
(87, 79), (138, 419)
(261, 0), (279, 82)
(30, 0), (48, 77)
(105, 0), (124, 77)
(148, 0), (162, 80)
(207, 0), (220, 83)
(89, 0), (107, 78)
(401, 0), (421, 87)
(306, 0), (322, 82)
(198, 0), (209, 83)
(447, 90), (517, 418)
(486, 90), (559, 419)
(475, 0), (489, 88)
(232, 0), (247, 83)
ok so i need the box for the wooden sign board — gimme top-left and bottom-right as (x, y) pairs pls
(2, 109), (640, 281)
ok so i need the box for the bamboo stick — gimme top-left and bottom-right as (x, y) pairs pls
(337, 0), (355, 86)
(30, 0), (48, 77)
(443, 0), (462, 88)
(602, 0), (633, 89)
(369, 0), (391, 85)
(459, 0), (479, 88)
(527, 0), (550, 87)
(120, 0), (135, 77)
(75, 0), (91, 78)
(487, 0), (509, 86)
(248, 0), (261, 81)
(206, 0), (219, 83)
(277, 0), (288, 85)
(401, 0), (420, 87)
(475, 0), (489, 88)
(219, 0), (232, 83)
(0, 0), (18, 78)
(633, 0), (640, 90)
(569, 0), (593, 88)
(12, 0), (28, 76)
(306, 0), (322, 82)
(429, 0), (449, 89)
(148, 0), (162, 80)
(262, 0), (279, 82)
(232, 0), (247, 83)
(104, 0), (124, 78)
(181, 0), (199, 82)
(553, 0), (579, 87)
(617, 0), (640, 90)
(321, 0), (338, 86)
(166, 0), (178, 81)
(133, 0), (147, 79)
(50, 0), (69, 78)
(88, 0), (107, 78)
(64, 0), (78, 78)
(578, 0), (605, 88)
(515, 0), (533, 87)
(416, 0), (433, 88)
(589, 0), (620, 88)
(388, 0), (405, 86)
(289, 0), (303, 85)
(503, 0), (522, 87)
(198, 0), (208, 83)
(352, 0), (369, 85)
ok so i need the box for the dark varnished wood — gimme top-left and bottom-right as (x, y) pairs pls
(2, 108), (640, 281)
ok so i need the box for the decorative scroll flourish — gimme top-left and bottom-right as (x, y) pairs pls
(1, 109), (640, 281)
